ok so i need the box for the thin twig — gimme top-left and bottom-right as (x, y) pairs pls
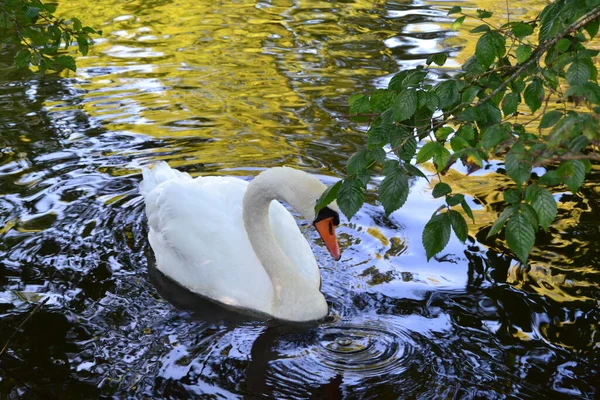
(0, 298), (50, 357)
(476, 6), (600, 108)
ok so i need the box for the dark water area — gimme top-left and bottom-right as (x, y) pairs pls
(0, 0), (598, 398)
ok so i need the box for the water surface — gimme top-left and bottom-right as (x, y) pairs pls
(0, 0), (598, 398)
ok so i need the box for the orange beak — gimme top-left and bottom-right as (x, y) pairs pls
(314, 217), (341, 261)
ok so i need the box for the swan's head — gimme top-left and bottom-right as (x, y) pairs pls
(272, 168), (342, 261)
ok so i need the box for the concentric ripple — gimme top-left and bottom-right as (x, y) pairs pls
(315, 324), (409, 375)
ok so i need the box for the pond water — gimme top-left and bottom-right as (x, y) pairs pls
(0, 0), (598, 398)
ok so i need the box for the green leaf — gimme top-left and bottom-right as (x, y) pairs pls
(416, 141), (442, 164)
(539, 110), (563, 128)
(471, 25), (490, 33)
(486, 206), (515, 238)
(393, 90), (418, 122)
(556, 38), (571, 52)
(77, 35), (89, 56)
(449, 210), (469, 242)
(584, 19), (599, 38)
(524, 78), (544, 113)
(451, 136), (470, 152)
(448, 6), (462, 15)
(349, 94), (371, 115)
(432, 182), (452, 198)
(378, 165), (409, 215)
(56, 55), (76, 71)
(476, 32), (497, 68)
(462, 85), (482, 103)
(315, 180), (342, 213)
(539, 0), (563, 43)
(506, 211), (536, 263)
(370, 90), (397, 113)
(567, 59), (591, 86)
(14, 49), (31, 69)
(452, 16), (466, 31)
(539, 170), (561, 186)
(476, 9), (493, 19)
(530, 187), (557, 230)
(337, 178), (365, 219)
(512, 22), (534, 38)
(481, 125), (508, 150)
(422, 213), (452, 260)
(505, 143), (531, 186)
(426, 53), (448, 66)
(423, 91), (440, 111)
(557, 160), (586, 193)
(461, 199), (474, 221)
(394, 135), (417, 162)
(72, 17), (82, 31)
(447, 193), (465, 206)
(435, 80), (459, 109)
(347, 149), (369, 174)
(402, 163), (428, 181)
(433, 146), (452, 172)
(435, 127), (454, 141)
(516, 45), (531, 64)
(503, 189), (521, 204)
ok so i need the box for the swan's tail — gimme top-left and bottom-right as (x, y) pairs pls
(139, 161), (192, 197)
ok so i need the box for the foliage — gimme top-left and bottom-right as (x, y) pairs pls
(0, 0), (99, 72)
(317, 1), (600, 264)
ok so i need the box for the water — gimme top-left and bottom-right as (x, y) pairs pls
(0, 0), (598, 398)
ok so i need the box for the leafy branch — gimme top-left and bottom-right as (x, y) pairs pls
(317, 0), (600, 264)
(0, 0), (100, 72)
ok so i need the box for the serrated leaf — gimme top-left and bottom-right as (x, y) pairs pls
(516, 45), (531, 64)
(416, 141), (442, 164)
(584, 19), (599, 38)
(530, 187), (557, 230)
(349, 94), (371, 116)
(378, 165), (409, 215)
(505, 143), (531, 186)
(539, 110), (563, 128)
(433, 146), (452, 171)
(393, 90), (418, 122)
(435, 80), (459, 109)
(422, 213), (452, 260)
(337, 178), (365, 219)
(503, 189), (521, 204)
(14, 49), (31, 69)
(315, 180), (342, 213)
(347, 149), (369, 174)
(451, 136), (470, 151)
(461, 199), (474, 221)
(427, 53), (447, 66)
(557, 38), (571, 52)
(471, 25), (490, 33)
(447, 193), (465, 206)
(557, 160), (586, 193)
(487, 206), (515, 238)
(539, 170), (561, 186)
(524, 78), (544, 113)
(512, 22), (534, 38)
(435, 127), (454, 141)
(480, 125), (508, 151)
(432, 182), (452, 198)
(370, 90), (397, 113)
(56, 55), (76, 71)
(476, 32), (497, 68)
(506, 211), (536, 263)
(394, 135), (417, 162)
(567, 59), (591, 86)
(403, 162), (429, 181)
(449, 210), (468, 242)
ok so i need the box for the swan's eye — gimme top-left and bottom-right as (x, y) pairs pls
(314, 206), (340, 226)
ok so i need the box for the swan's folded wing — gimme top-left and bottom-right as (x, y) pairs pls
(144, 176), (274, 311)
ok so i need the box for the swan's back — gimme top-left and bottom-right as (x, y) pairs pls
(140, 163), (320, 314)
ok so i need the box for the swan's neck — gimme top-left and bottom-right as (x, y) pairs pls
(242, 168), (326, 321)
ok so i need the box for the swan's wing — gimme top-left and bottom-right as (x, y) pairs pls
(144, 176), (274, 311)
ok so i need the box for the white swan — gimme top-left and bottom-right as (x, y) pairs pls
(140, 162), (342, 322)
